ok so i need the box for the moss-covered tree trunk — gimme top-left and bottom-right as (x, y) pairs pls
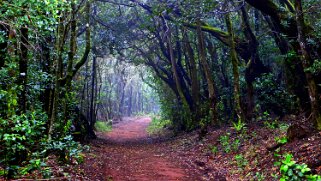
(49, 1), (92, 139)
(167, 28), (185, 106)
(264, 15), (310, 110)
(225, 14), (245, 123)
(183, 28), (200, 122)
(196, 19), (218, 127)
(48, 14), (65, 138)
(89, 54), (97, 138)
(295, 0), (321, 130)
(63, 0), (77, 124)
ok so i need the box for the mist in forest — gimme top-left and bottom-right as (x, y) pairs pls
(76, 55), (160, 123)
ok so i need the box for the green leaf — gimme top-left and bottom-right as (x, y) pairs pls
(274, 161), (281, 166)
(280, 165), (289, 173)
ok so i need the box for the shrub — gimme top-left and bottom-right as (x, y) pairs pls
(254, 73), (297, 115)
(275, 136), (288, 144)
(219, 133), (231, 153)
(146, 117), (172, 135)
(231, 139), (241, 151)
(0, 111), (84, 178)
(208, 145), (218, 154)
(274, 153), (321, 181)
(94, 121), (112, 132)
(232, 119), (247, 133)
(235, 154), (248, 169)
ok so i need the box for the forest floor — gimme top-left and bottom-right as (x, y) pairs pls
(73, 115), (321, 181)
(7, 115), (320, 180)
(78, 117), (217, 181)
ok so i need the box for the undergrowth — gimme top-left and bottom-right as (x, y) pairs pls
(0, 111), (86, 179)
(146, 116), (172, 135)
(94, 121), (112, 132)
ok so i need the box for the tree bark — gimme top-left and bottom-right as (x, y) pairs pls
(264, 15), (310, 110)
(48, 1), (92, 138)
(225, 14), (245, 123)
(90, 55), (97, 136)
(196, 19), (218, 126)
(63, 0), (77, 124)
(183, 29), (200, 115)
(48, 15), (65, 139)
(18, 27), (28, 113)
(295, 0), (321, 130)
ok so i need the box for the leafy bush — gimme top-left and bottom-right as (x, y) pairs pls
(146, 117), (172, 135)
(235, 154), (248, 169)
(45, 135), (84, 163)
(95, 121), (112, 132)
(0, 111), (47, 176)
(231, 139), (241, 151)
(264, 120), (279, 129)
(255, 172), (266, 181)
(156, 76), (219, 132)
(216, 132), (242, 154)
(305, 59), (321, 75)
(254, 73), (297, 115)
(275, 136), (288, 144)
(1, 113), (49, 177)
(219, 133), (231, 153)
(274, 153), (321, 181)
(209, 145), (219, 154)
(0, 111), (84, 178)
(232, 119), (247, 133)
(161, 99), (193, 131)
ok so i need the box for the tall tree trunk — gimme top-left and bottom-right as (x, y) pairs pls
(64, 0), (77, 124)
(295, 0), (321, 130)
(18, 27), (28, 113)
(40, 37), (53, 116)
(48, 15), (65, 139)
(128, 84), (133, 116)
(90, 55), (97, 135)
(225, 14), (245, 122)
(166, 25), (186, 107)
(196, 19), (218, 126)
(48, 1), (91, 138)
(141, 84), (144, 113)
(264, 14), (310, 111)
(240, 6), (267, 119)
(183, 28), (200, 121)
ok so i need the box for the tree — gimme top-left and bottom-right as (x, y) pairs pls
(294, 0), (321, 130)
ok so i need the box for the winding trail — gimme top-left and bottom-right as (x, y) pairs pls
(82, 117), (200, 181)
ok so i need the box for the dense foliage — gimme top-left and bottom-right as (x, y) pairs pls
(0, 0), (89, 178)
(1, 0), (321, 179)
(95, 0), (321, 132)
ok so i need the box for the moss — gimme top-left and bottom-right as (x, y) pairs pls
(316, 116), (321, 131)
(185, 23), (230, 45)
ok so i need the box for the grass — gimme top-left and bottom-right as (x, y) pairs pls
(146, 117), (172, 135)
(94, 121), (112, 132)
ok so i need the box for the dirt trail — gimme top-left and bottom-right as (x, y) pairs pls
(83, 117), (199, 181)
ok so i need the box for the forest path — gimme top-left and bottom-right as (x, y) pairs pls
(82, 117), (200, 181)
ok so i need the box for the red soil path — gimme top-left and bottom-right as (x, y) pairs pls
(82, 117), (200, 181)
